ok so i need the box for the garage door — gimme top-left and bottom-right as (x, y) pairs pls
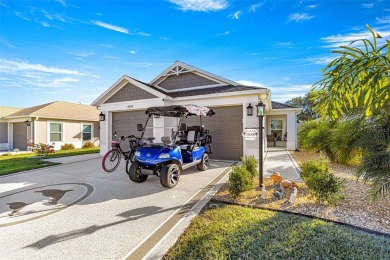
(13, 123), (27, 150)
(184, 106), (243, 160)
(112, 110), (153, 151)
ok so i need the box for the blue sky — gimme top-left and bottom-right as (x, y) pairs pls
(1, 0), (389, 108)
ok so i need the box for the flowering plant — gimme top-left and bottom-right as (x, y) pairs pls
(30, 143), (55, 156)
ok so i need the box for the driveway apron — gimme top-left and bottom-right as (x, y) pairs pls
(0, 157), (232, 260)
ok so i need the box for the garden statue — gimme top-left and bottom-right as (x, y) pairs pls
(261, 184), (267, 199)
(281, 180), (297, 189)
(289, 187), (298, 204)
(273, 181), (283, 200)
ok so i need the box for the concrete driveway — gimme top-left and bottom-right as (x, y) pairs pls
(0, 156), (233, 259)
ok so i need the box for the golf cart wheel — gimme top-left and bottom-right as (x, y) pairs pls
(197, 153), (209, 171)
(127, 161), (148, 183)
(160, 164), (180, 188)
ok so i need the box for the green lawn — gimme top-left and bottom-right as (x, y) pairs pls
(0, 147), (100, 176)
(164, 203), (390, 259)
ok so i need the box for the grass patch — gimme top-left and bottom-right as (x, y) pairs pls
(164, 204), (390, 259)
(0, 147), (100, 176)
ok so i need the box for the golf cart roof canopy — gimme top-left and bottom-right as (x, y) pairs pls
(145, 105), (215, 117)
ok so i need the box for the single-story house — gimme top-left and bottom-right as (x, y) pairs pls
(0, 101), (100, 151)
(92, 61), (301, 161)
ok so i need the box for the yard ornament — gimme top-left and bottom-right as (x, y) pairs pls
(289, 187), (298, 204)
(273, 181), (283, 200)
(261, 184), (267, 199)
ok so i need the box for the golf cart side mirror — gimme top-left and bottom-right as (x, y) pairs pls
(137, 124), (143, 131)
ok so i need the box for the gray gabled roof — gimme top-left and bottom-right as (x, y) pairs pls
(271, 101), (297, 109)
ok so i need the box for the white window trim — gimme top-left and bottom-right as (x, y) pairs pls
(81, 122), (93, 142)
(47, 121), (64, 143)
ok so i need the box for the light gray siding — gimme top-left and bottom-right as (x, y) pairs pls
(158, 72), (219, 91)
(104, 83), (158, 104)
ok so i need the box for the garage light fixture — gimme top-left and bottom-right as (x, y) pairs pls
(24, 120), (31, 126)
(246, 103), (253, 116)
(99, 112), (105, 121)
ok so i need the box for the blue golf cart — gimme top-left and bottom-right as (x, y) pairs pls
(126, 105), (215, 188)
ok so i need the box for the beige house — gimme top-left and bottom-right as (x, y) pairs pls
(0, 101), (100, 151)
(92, 61), (301, 161)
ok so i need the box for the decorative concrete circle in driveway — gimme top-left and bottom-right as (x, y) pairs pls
(0, 183), (94, 227)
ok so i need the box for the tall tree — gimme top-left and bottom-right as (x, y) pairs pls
(310, 24), (390, 199)
(285, 93), (318, 122)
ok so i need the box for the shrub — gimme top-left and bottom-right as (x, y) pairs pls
(242, 155), (258, 177)
(61, 143), (75, 150)
(298, 120), (335, 161)
(82, 141), (95, 149)
(31, 143), (55, 157)
(299, 156), (330, 179)
(300, 158), (344, 205)
(228, 165), (253, 198)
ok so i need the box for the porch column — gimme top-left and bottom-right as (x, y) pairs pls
(286, 112), (297, 150)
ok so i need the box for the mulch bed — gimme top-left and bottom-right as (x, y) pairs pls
(213, 151), (390, 234)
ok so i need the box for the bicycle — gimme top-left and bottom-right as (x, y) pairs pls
(102, 132), (147, 172)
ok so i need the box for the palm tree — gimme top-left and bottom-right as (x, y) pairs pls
(311, 25), (390, 199)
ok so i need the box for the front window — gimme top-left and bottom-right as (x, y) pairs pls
(50, 123), (62, 142)
(270, 120), (283, 141)
(82, 124), (92, 141)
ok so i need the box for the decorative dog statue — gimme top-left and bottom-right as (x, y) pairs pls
(281, 180), (298, 189)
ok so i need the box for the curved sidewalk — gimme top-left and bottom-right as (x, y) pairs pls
(263, 147), (302, 181)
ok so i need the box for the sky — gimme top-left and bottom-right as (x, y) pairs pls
(1, 0), (389, 108)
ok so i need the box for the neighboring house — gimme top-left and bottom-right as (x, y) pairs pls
(92, 61), (301, 160)
(0, 101), (100, 151)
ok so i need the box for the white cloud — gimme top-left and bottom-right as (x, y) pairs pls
(229, 11), (241, 20)
(168, 0), (228, 12)
(90, 20), (129, 34)
(376, 16), (390, 24)
(55, 0), (67, 7)
(304, 56), (336, 65)
(159, 36), (170, 40)
(40, 21), (51, 27)
(236, 80), (267, 88)
(287, 13), (315, 23)
(249, 3), (264, 13)
(321, 28), (390, 48)
(0, 59), (92, 90)
(216, 30), (230, 36)
(361, 3), (374, 8)
(0, 39), (17, 48)
(41, 10), (66, 22)
(138, 32), (151, 37)
(129, 50), (136, 54)
(67, 51), (95, 57)
(15, 12), (31, 21)
(0, 58), (86, 76)
(245, 51), (263, 56)
(304, 4), (318, 10)
(273, 41), (294, 48)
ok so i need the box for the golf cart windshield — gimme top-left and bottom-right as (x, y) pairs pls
(145, 105), (215, 117)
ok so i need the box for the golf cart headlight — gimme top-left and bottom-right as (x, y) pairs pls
(135, 151), (141, 157)
(158, 153), (170, 159)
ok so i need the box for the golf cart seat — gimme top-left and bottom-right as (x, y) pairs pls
(179, 126), (202, 151)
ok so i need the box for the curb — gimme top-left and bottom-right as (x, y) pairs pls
(210, 198), (390, 238)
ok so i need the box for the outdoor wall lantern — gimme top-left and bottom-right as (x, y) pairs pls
(24, 120), (31, 126)
(246, 103), (253, 116)
(256, 101), (266, 187)
(99, 112), (105, 121)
